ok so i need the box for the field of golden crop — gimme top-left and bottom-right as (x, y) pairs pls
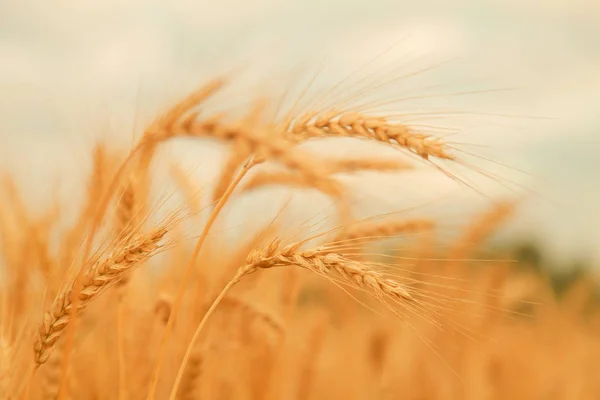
(0, 74), (598, 400)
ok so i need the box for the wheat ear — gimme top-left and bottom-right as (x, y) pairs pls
(290, 111), (454, 160)
(333, 219), (434, 242)
(242, 170), (342, 198)
(240, 240), (413, 301)
(55, 79), (219, 400)
(328, 157), (413, 173)
(33, 227), (167, 365)
(241, 169), (351, 225)
(137, 88), (344, 204)
(169, 239), (412, 400)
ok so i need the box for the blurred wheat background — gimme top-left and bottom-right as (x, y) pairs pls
(0, 1), (599, 399)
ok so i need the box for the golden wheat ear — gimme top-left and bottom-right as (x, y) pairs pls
(332, 219), (434, 243)
(289, 111), (454, 160)
(34, 226), (168, 366)
(169, 237), (414, 399)
(241, 240), (413, 302)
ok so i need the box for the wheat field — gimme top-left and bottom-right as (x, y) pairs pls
(0, 73), (598, 400)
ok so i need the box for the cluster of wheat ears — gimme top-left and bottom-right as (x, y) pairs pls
(0, 75), (599, 400)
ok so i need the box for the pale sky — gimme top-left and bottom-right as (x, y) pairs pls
(1, 0), (599, 268)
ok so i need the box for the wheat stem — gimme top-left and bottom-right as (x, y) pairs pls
(168, 271), (244, 400)
(146, 160), (253, 400)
